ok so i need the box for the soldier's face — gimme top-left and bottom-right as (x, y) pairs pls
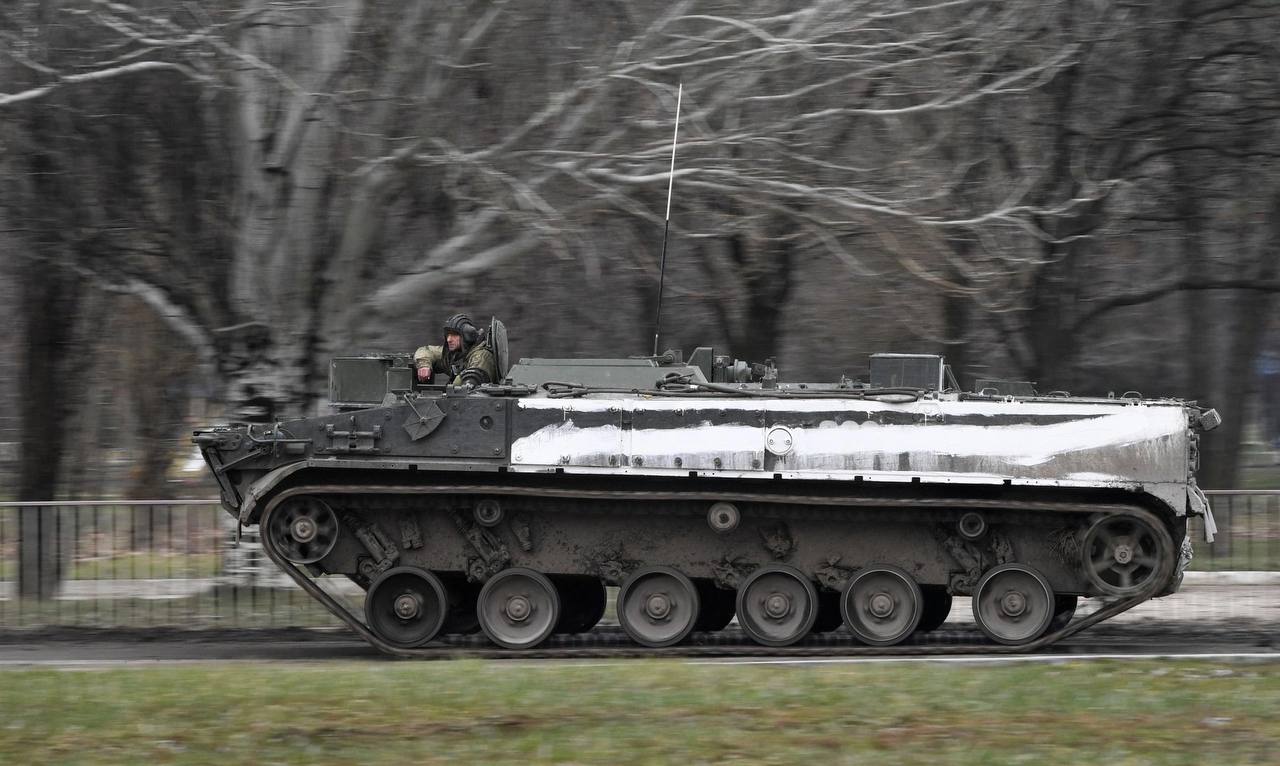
(445, 331), (462, 352)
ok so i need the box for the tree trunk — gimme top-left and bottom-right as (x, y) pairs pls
(704, 226), (796, 365)
(1024, 244), (1082, 392)
(225, 1), (365, 417)
(1175, 152), (1214, 403)
(727, 242), (793, 365)
(1198, 190), (1280, 488)
(1202, 286), (1274, 488)
(941, 252), (973, 390)
(123, 300), (195, 545)
(16, 261), (80, 599)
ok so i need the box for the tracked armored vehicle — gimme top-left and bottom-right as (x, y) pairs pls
(194, 327), (1220, 655)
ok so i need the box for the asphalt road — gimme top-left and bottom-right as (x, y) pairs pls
(0, 627), (1274, 668)
(0, 584), (1275, 667)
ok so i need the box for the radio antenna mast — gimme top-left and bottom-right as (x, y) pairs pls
(651, 82), (682, 357)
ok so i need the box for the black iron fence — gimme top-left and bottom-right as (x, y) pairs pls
(0, 500), (349, 629)
(0, 491), (1276, 630)
(1192, 490), (1280, 572)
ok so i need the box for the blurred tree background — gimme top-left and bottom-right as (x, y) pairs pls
(1, 0), (1278, 500)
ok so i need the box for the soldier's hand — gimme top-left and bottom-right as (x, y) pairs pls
(417, 367), (432, 382)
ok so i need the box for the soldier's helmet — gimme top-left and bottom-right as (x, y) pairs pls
(443, 313), (480, 346)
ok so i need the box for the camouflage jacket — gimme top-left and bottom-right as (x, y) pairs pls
(413, 343), (498, 385)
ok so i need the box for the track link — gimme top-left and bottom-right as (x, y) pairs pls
(258, 484), (1171, 658)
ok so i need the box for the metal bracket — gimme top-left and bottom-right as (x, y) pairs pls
(399, 512), (423, 549)
(449, 510), (511, 582)
(212, 445), (270, 473)
(323, 416), (382, 454)
(712, 555), (756, 590)
(344, 513), (400, 579)
(814, 556), (855, 591)
(193, 431), (243, 451)
(759, 521), (796, 559)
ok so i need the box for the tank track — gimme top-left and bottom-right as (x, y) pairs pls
(257, 484), (1173, 658)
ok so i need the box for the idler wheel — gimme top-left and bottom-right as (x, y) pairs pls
(841, 565), (923, 646)
(267, 496), (338, 564)
(972, 564), (1054, 646)
(915, 585), (954, 634)
(736, 564), (818, 647)
(1081, 511), (1174, 597)
(618, 567), (700, 648)
(364, 567), (448, 648)
(477, 568), (561, 649)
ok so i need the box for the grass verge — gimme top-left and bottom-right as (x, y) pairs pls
(1189, 538), (1280, 571)
(0, 587), (345, 630)
(0, 659), (1277, 764)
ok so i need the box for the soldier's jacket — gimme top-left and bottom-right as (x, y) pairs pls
(413, 343), (498, 385)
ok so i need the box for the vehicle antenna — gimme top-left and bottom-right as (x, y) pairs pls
(652, 82), (682, 357)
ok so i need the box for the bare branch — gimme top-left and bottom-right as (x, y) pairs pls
(1074, 280), (1280, 331)
(368, 233), (545, 317)
(0, 60), (208, 108)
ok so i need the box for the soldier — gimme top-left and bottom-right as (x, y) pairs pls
(414, 313), (498, 387)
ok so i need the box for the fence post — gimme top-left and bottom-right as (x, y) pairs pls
(17, 506), (63, 600)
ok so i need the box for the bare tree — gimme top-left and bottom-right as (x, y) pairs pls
(4, 0), (1280, 531)
(2, 2), (1093, 399)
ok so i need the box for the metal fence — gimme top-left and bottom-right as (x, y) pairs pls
(1193, 490), (1280, 572)
(0, 500), (344, 629)
(0, 491), (1276, 630)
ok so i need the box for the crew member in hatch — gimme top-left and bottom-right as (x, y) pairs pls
(414, 313), (498, 387)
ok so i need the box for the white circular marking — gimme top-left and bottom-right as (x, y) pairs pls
(765, 426), (795, 456)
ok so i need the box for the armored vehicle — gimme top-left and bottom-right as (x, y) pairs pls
(194, 325), (1219, 655)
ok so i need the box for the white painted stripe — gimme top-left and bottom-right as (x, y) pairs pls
(1182, 571), (1280, 586)
(1, 651), (1274, 671)
(516, 397), (1186, 416)
(684, 652), (1280, 667)
(512, 412), (1187, 461)
(0, 659), (237, 668)
(509, 409), (1187, 484)
(501, 462), (1167, 493)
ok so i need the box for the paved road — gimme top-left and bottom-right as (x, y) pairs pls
(4, 570), (1274, 601)
(0, 583), (1274, 667)
(0, 627), (1273, 668)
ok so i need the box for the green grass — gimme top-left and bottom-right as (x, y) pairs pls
(64, 552), (221, 580)
(0, 587), (346, 630)
(0, 660), (1276, 764)
(0, 552), (222, 581)
(1189, 539), (1280, 571)
(1237, 458), (1280, 490)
